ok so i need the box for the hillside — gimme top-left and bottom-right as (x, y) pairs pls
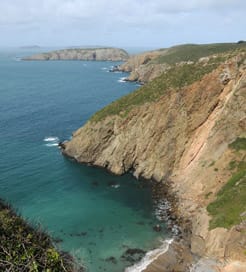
(23, 47), (129, 61)
(61, 46), (246, 270)
(118, 42), (246, 83)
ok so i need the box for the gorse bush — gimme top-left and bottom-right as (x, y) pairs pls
(0, 200), (83, 272)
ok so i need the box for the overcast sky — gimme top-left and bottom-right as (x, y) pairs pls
(0, 0), (245, 49)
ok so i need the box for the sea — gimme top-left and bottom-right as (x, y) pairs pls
(0, 47), (170, 272)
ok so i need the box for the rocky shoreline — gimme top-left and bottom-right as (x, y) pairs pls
(60, 146), (196, 271)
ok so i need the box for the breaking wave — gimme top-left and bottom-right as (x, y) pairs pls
(43, 136), (59, 147)
(118, 77), (127, 83)
(125, 239), (173, 272)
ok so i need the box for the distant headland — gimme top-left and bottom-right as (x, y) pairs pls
(22, 47), (129, 61)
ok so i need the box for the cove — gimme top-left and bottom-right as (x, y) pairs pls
(0, 49), (170, 272)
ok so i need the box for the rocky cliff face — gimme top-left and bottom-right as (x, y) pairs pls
(62, 52), (246, 265)
(23, 48), (129, 61)
(117, 50), (170, 83)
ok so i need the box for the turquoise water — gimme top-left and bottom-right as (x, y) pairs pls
(0, 49), (168, 272)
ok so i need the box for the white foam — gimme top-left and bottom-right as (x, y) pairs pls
(118, 77), (127, 83)
(43, 136), (59, 142)
(112, 184), (120, 189)
(125, 239), (173, 272)
(45, 143), (59, 147)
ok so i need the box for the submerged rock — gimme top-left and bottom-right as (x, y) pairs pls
(153, 224), (162, 232)
(121, 248), (146, 264)
(105, 256), (117, 264)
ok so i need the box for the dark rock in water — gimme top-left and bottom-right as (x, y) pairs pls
(121, 244), (129, 249)
(109, 65), (120, 72)
(107, 181), (120, 188)
(92, 181), (99, 186)
(153, 224), (162, 232)
(53, 237), (63, 243)
(107, 181), (117, 187)
(58, 141), (66, 149)
(69, 232), (87, 237)
(105, 256), (117, 264)
(121, 248), (146, 264)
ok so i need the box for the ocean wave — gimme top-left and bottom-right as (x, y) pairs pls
(43, 136), (59, 147)
(118, 77), (127, 83)
(45, 143), (59, 147)
(43, 136), (59, 142)
(125, 238), (173, 272)
(154, 199), (171, 221)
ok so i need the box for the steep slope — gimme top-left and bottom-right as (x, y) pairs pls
(62, 50), (246, 265)
(23, 47), (129, 61)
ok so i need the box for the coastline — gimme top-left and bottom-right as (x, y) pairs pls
(59, 50), (246, 271)
(125, 239), (173, 272)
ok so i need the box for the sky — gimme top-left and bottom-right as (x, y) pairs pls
(0, 0), (245, 49)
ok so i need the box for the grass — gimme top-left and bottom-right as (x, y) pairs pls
(151, 43), (246, 64)
(90, 61), (219, 122)
(229, 137), (246, 151)
(207, 138), (246, 229)
(207, 167), (246, 229)
(0, 199), (82, 272)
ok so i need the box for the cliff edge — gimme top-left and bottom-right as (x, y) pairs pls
(62, 48), (246, 269)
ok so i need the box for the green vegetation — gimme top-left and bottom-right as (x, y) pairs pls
(205, 192), (213, 199)
(90, 61), (219, 122)
(0, 200), (82, 271)
(90, 45), (245, 123)
(229, 137), (246, 151)
(151, 43), (246, 64)
(207, 138), (246, 229)
(207, 167), (246, 229)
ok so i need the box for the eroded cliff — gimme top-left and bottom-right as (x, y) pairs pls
(62, 50), (246, 266)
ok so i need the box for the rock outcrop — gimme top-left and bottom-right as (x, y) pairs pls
(117, 50), (171, 83)
(23, 47), (129, 61)
(62, 51), (246, 269)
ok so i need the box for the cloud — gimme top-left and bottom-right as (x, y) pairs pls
(1, 0), (245, 25)
(0, 0), (245, 47)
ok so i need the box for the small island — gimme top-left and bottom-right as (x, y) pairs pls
(22, 47), (129, 61)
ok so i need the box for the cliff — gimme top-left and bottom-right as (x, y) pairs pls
(23, 47), (129, 61)
(118, 43), (246, 83)
(62, 48), (246, 269)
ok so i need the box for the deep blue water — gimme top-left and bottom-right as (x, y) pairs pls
(0, 49), (168, 272)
